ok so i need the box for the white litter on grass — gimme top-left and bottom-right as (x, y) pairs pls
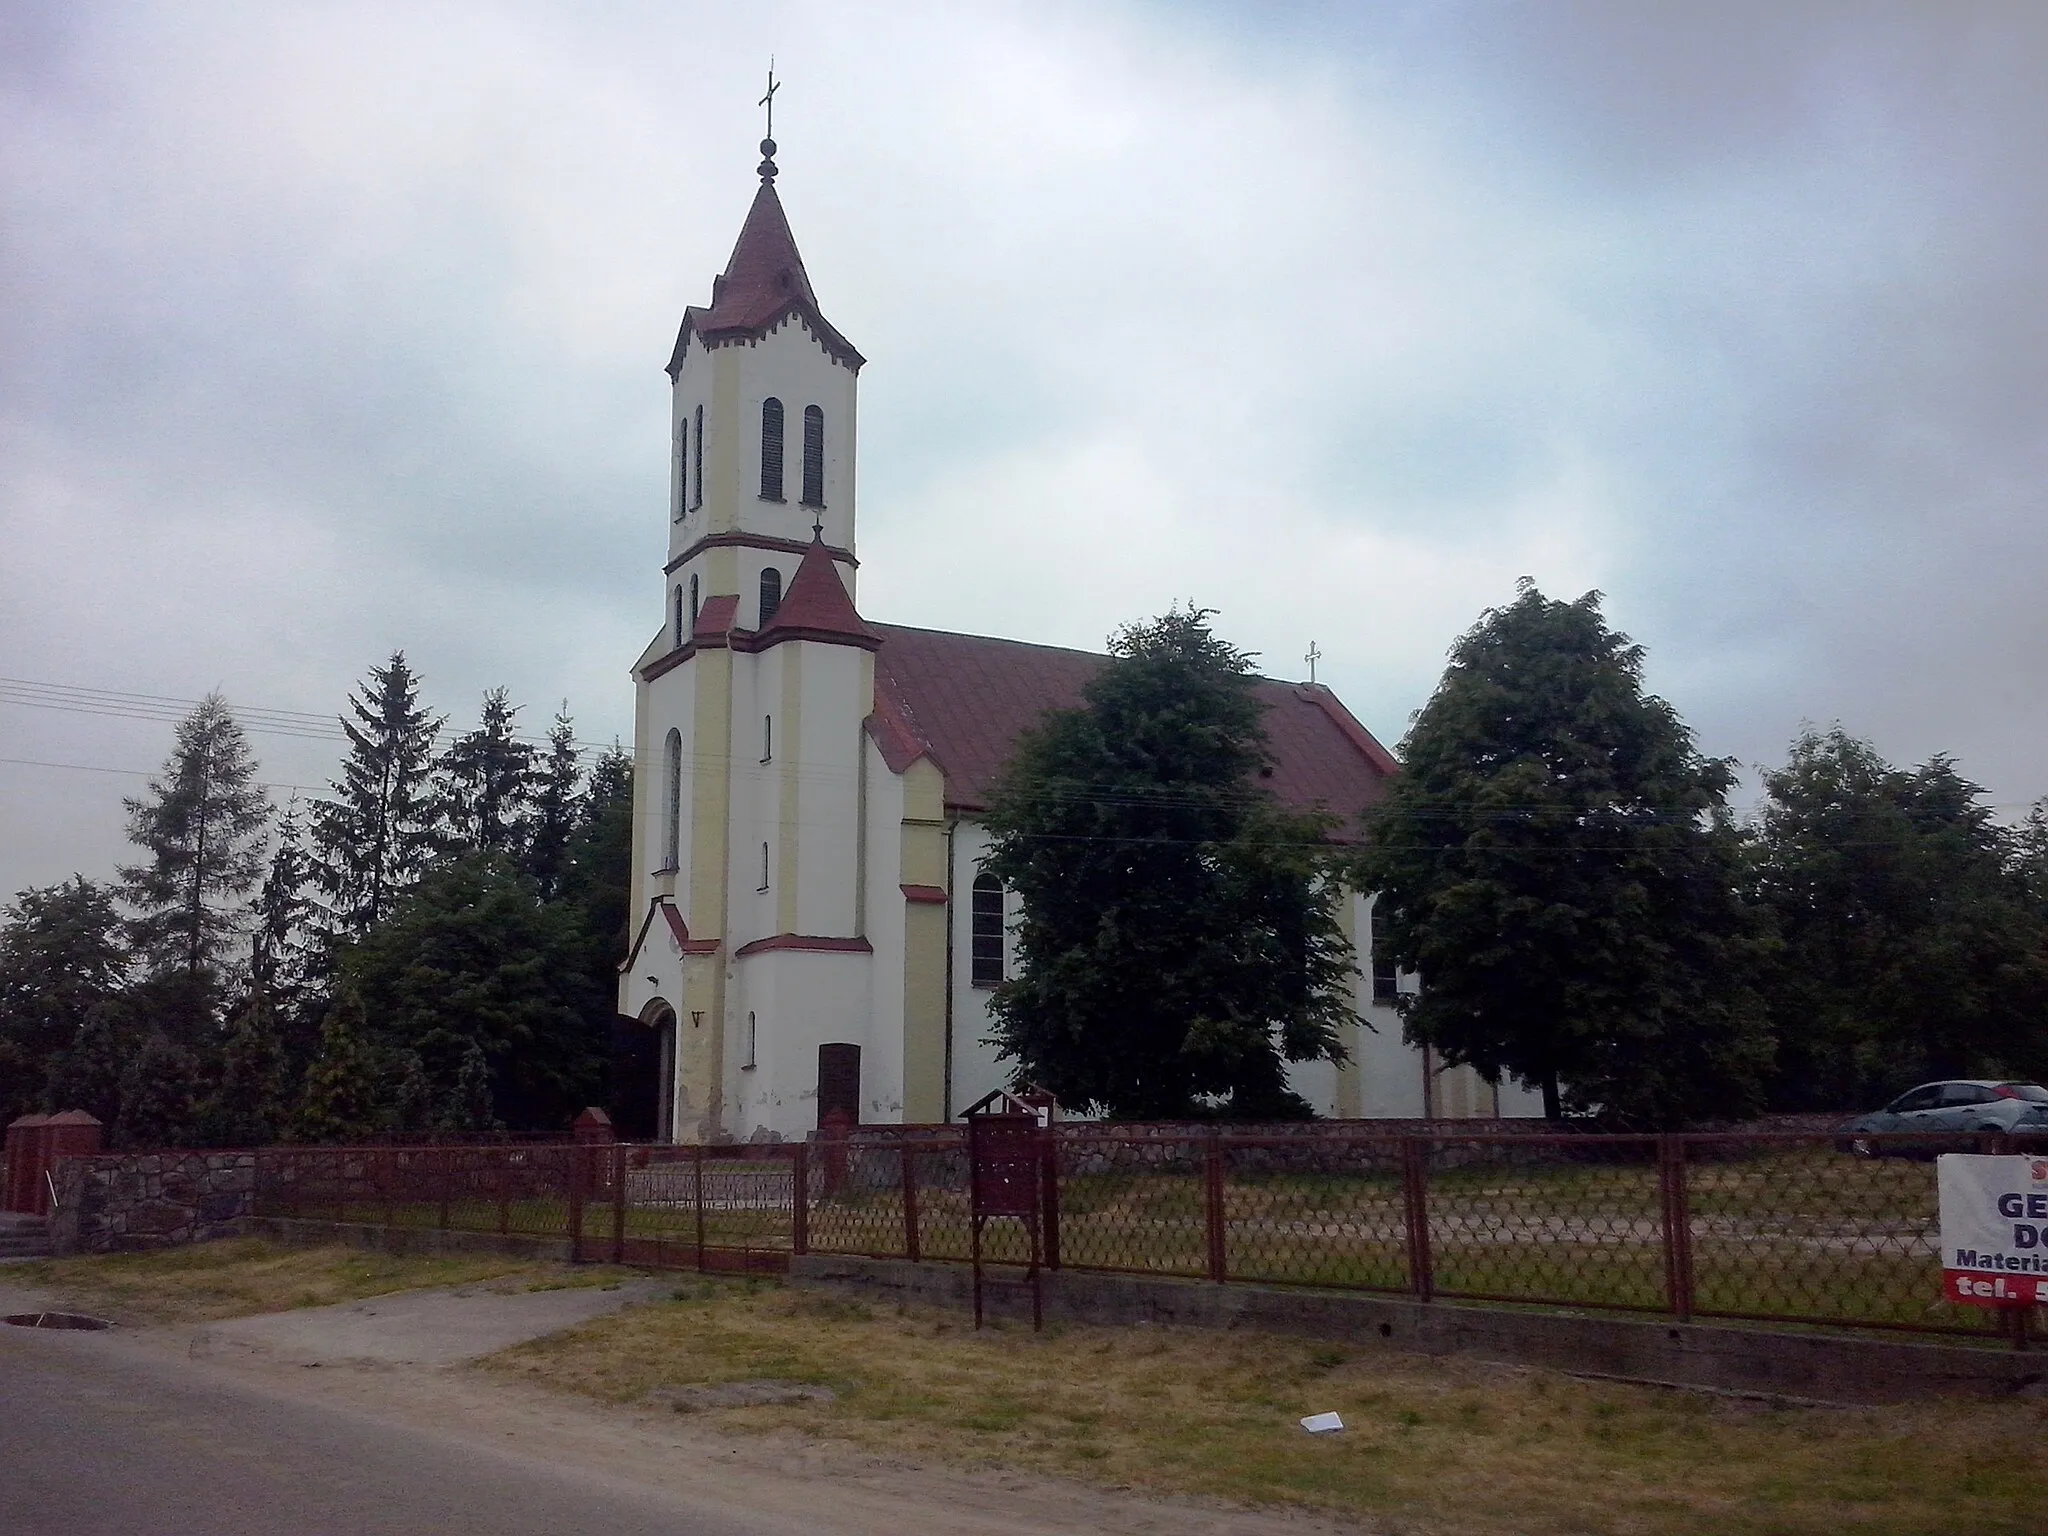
(1300, 1412), (1345, 1434)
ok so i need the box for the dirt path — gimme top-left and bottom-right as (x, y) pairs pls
(3, 1273), (1376, 1536)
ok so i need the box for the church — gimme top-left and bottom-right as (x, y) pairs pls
(616, 137), (1543, 1142)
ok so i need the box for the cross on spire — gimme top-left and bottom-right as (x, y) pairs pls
(759, 60), (780, 140)
(756, 63), (782, 182)
(1305, 641), (1322, 685)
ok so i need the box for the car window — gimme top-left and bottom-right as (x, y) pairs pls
(1999, 1084), (2048, 1103)
(1888, 1087), (1943, 1112)
(1941, 1084), (1998, 1107)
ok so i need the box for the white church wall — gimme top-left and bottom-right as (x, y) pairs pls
(860, 735), (909, 1122)
(788, 644), (866, 936)
(728, 949), (884, 1140)
(945, 818), (1017, 1118)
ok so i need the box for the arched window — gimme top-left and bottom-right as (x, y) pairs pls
(673, 585), (686, 648)
(758, 565), (783, 627)
(691, 403), (704, 508)
(971, 872), (1005, 988)
(759, 841), (771, 891)
(759, 397), (785, 500)
(688, 574), (700, 629)
(801, 405), (825, 508)
(663, 729), (683, 872)
(674, 414), (688, 521)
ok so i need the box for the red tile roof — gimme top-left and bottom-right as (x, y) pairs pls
(759, 537), (881, 650)
(668, 183), (863, 373)
(868, 624), (1398, 838)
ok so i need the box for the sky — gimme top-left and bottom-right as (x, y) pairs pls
(4, 0), (2046, 902)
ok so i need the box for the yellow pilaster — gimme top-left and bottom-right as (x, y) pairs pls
(899, 760), (948, 1122)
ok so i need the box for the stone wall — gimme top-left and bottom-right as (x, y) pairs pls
(50, 1151), (258, 1255)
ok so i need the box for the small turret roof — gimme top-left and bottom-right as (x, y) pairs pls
(758, 536), (881, 650)
(668, 181), (863, 374)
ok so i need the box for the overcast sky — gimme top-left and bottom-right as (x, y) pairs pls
(5, 0), (2046, 902)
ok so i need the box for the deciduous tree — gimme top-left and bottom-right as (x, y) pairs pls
(1357, 583), (1771, 1127)
(983, 609), (1354, 1120)
(0, 878), (129, 1126)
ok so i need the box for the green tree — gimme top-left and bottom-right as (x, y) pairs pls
(0, 878), (130, 1125)
(983, 609), (1355, 1120)
(437, 687), (538, 857)
(338, 854), (605, 1134)
(521, 706), (583, 900)
(310, 653), (443, 944)
(116, 1028), (200, 1149)
(118, 694), (271, 1038)
(290, 987), (387, 1143)
(1753, 729), (2048, 1106)
(193, 991), (292, 1147)
(1357, 583), (1771, 1127)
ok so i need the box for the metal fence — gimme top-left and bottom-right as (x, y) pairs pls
(245, 1128), (2042, 1341)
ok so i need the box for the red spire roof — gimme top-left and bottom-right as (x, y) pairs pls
(668, 182), (863, 374)
(757, 537), (880, 650)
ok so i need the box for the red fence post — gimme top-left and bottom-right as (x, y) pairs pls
(1040, 1131), (1061, 1271)
(901, 1143), (921, 1262)
(610, 1142), (628, 1265)
(1204, 1129), (1228, 1283)
(567, 1145), (586, 1260)
(1401, 1136), (1434, 1302)
(1659, 1136), (1694, 1323)
(790, 1142), (809, 1256)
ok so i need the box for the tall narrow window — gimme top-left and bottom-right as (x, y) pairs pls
(971, 872), (1005, 988)
(691, 403), (704, 508)
(759, 841), (771, 891)
(759, 397), (785, 500)
(663, 729), (683, 873)
(761, 714), (773, 763)
(1370, 903), (1398, 1002)
(674, 415), (688, 521)
(688, 574), (700, 628)
(744, 1012), (758, 1070)
(758, 566), (783, 627)
(801, 405), (825, 507)
(673, 585), (686, 648)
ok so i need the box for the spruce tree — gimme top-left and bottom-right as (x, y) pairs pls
(1357, 583), (1772, 1127)
(196, 992), (291, 1147)
(310, 654), (443, 943)
(983, 609), (1355, 1120)
(522, 706), (583, 900)
(117, 694), (271, 1037)
(437, 687), (538, 857)
(116, 1029), (199, 1149)
(44, 995), (135, 1130)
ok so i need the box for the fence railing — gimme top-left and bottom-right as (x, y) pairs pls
(239, 1128), (2040, 1340)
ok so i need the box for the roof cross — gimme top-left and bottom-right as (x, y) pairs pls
(759, 61), (780, 142)
(1305, 640), (1322, 685)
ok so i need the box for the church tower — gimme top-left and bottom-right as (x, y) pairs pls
(621, 127), (882, 1144)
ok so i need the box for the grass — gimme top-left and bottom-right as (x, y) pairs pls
(489, 1275), (2048, 1536)
(29, 1238), (629, 1325)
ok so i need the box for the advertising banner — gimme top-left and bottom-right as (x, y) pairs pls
(1937, 1154), (2048, 1307)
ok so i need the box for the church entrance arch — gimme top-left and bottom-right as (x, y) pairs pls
(614, 1000), (677, 1142)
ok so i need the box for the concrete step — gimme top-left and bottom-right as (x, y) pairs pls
(0, 1213), (52, 1258)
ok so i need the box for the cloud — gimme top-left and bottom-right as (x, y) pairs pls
(4, 0), (2047, 902)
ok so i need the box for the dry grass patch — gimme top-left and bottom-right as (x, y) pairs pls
(33, 1238), (619, 1324)
(490, 1278), (2047, 1536)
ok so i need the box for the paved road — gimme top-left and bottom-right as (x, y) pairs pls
(1, 1325), (755, 1536)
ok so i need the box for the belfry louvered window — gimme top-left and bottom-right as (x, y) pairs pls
(759, 566), (783, 627)
(673, 585), (686, 648)
(691, 403), (704, 508)
(684, 415), (700, 524)
(801, 405), (825, 507)
(971, 872), (1005, 988)
(760, 397), (785, 500)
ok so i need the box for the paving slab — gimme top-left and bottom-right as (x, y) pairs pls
(195, 1277), (674, 1367)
